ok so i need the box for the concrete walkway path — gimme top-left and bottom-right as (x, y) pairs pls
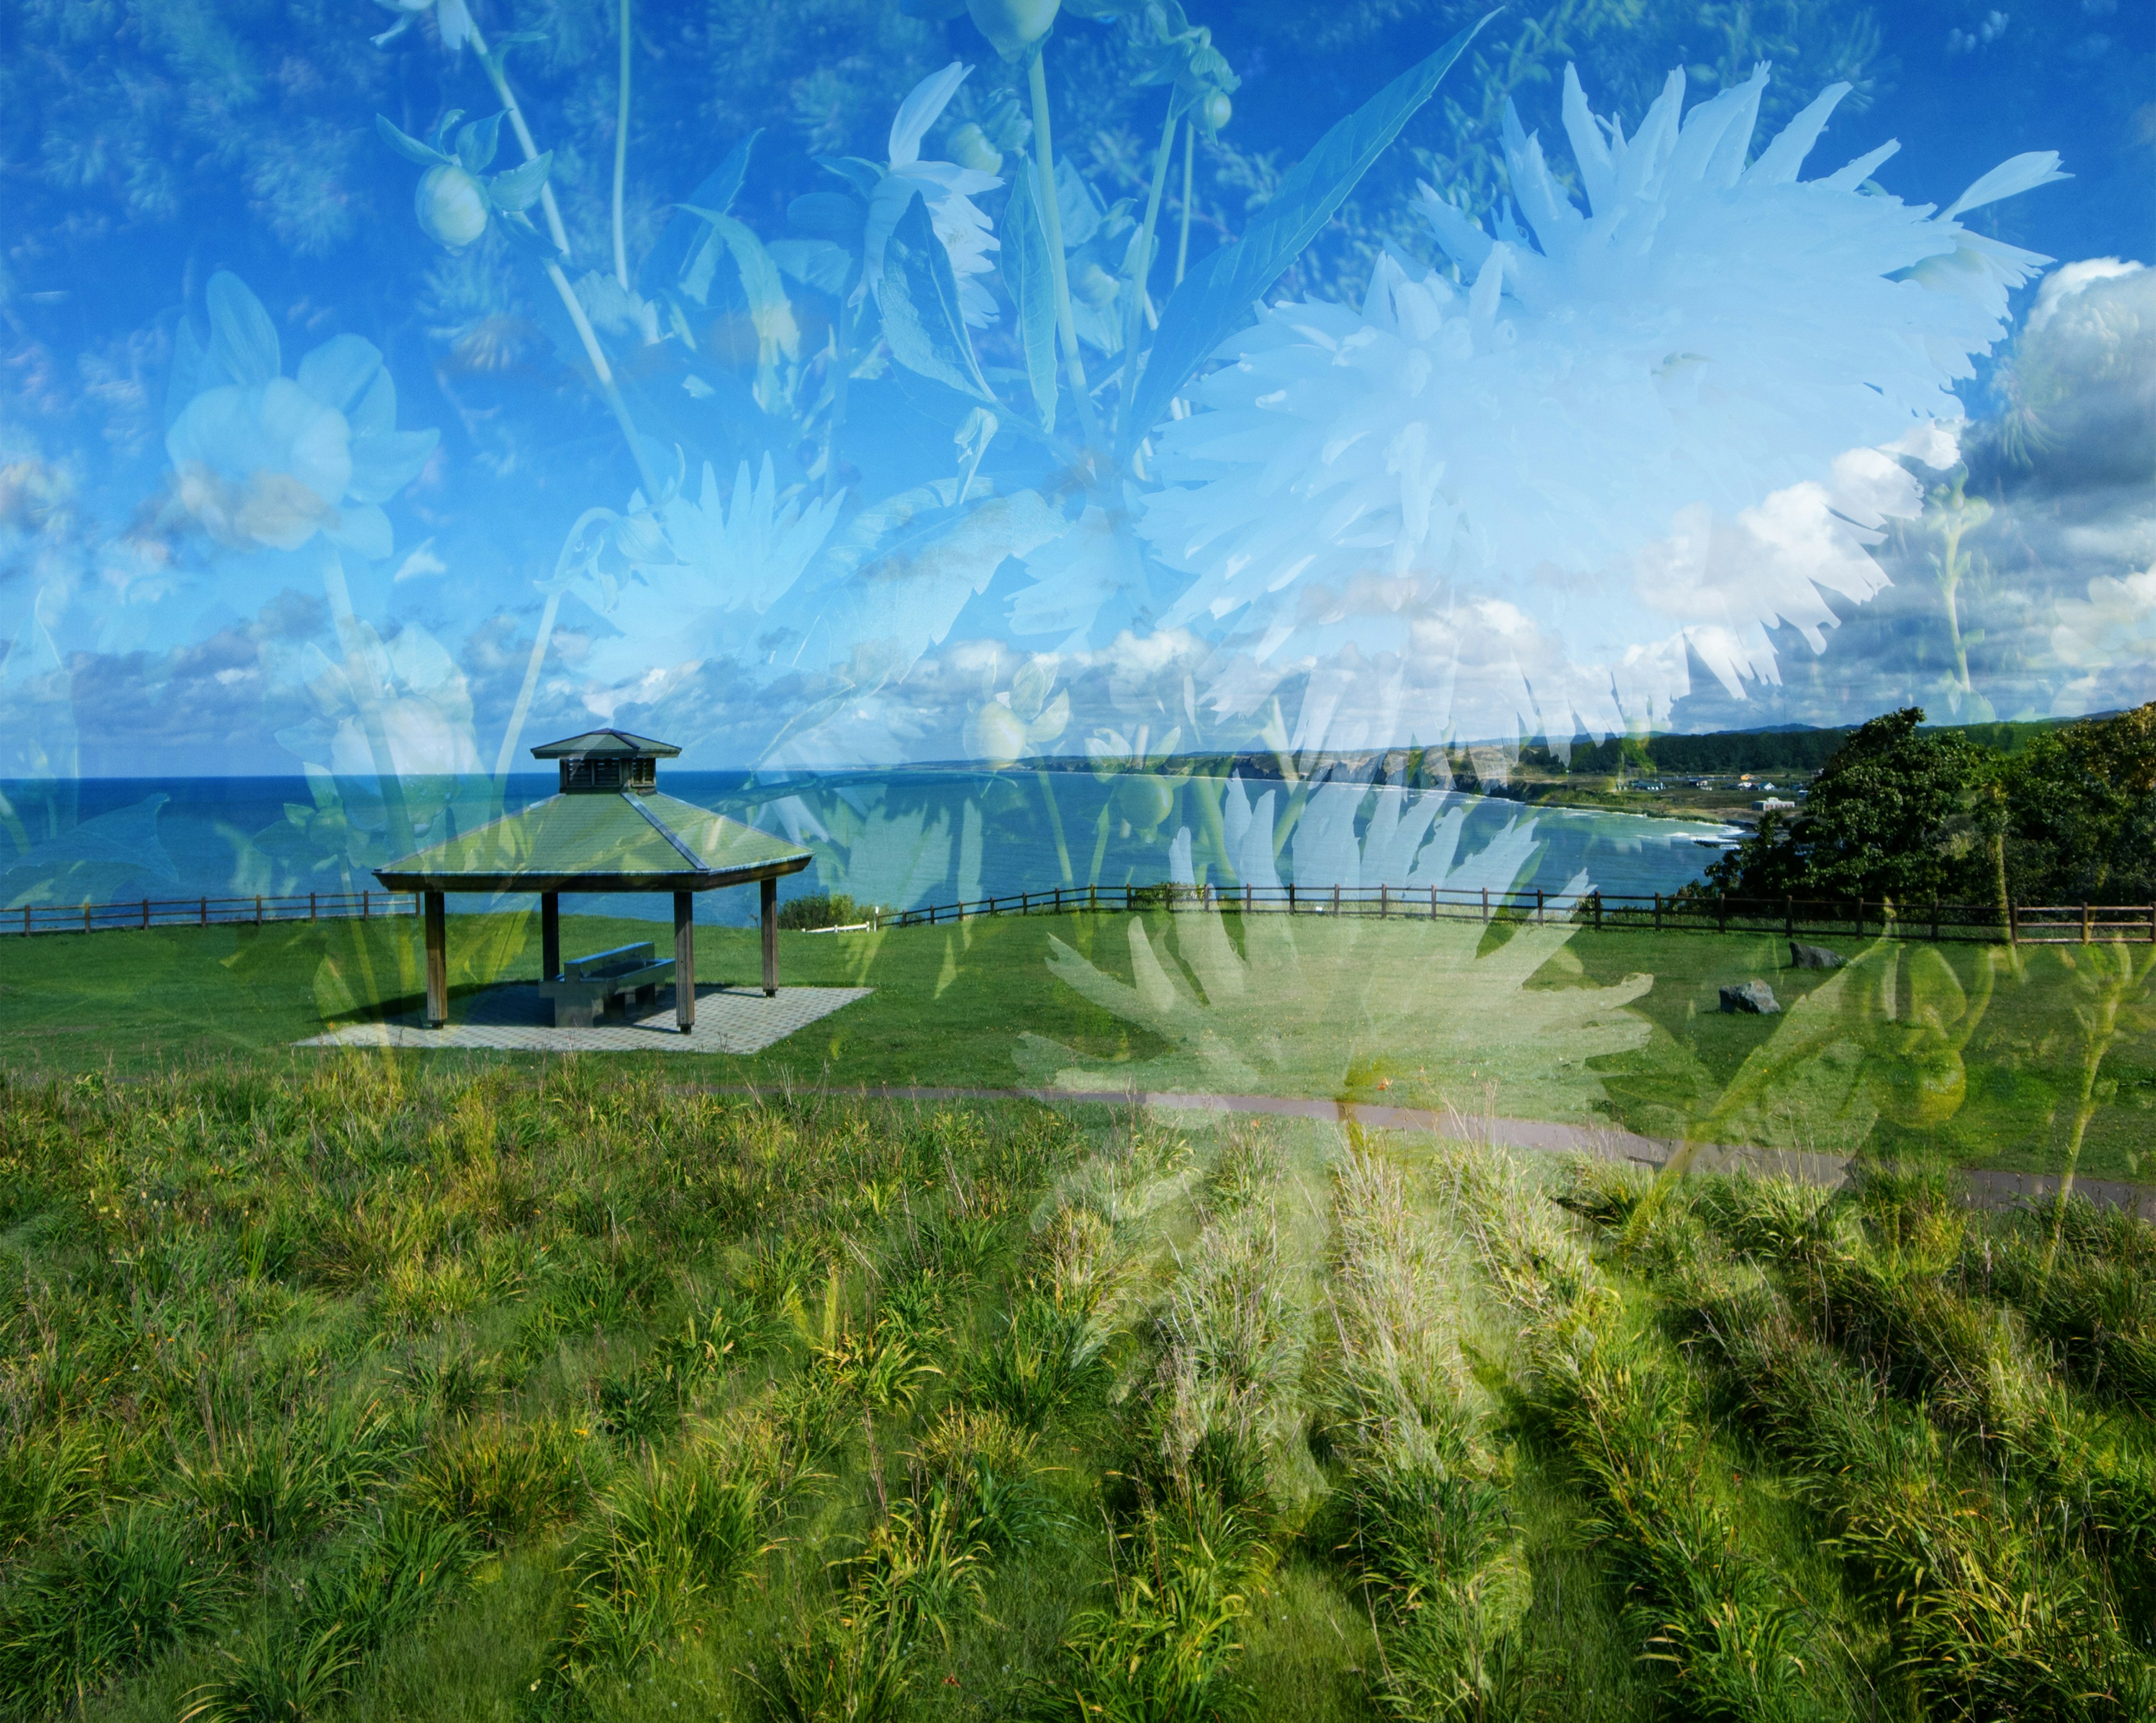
(300, 982), (870, 1055)
(751, 1080), (2155, 1220)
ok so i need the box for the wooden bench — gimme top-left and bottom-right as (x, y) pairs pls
(537, 942), (676, 1027)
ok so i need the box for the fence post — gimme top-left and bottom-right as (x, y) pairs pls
(1785, 894), (1793, 939)
(1245, 883), (1253, 915)
(1854, 898), (1863, 939)
(21, 906), (28, 936)
(141, 898), (149, 930)
(1429, 885), (1437, 920)
(199, 896), (207, 927)
(1537, 887), (1546, 926)
(1930, 899), (1939, 943)
(1718, 893), (1727, 934)
(2008, 899), (2018, 948)
(1593, 890), (1602, 931)
(2084, 901), (2092, 946)
(1332, 883), (1341, 915)
(1380, 883), (1388, 920)
(1481, 886), (1490, 925)
(362, 892), (370, 921)
(84, 903), (92, 934)
(1089, 884), (1098, 913)
(255, 895), (263, 926)
(1654, 892), (1662, 933)
(310, 892), (318, 922)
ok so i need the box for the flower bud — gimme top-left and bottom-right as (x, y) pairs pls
(416, 163), (490, 249)
(1071, 260), (1120, 308)
(1117, 773), (1176, 837)
(966, 0), (1061, 62)
(966, 701), (1032, 766)
(1202, 91), (1232, 134)
(947, 122), (1003, 176)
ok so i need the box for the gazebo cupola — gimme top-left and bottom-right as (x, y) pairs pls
(532, 728), (680, 796)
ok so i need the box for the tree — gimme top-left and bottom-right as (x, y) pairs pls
(1702, 708), (1990, 905)
(1999, 703), (2156, 903)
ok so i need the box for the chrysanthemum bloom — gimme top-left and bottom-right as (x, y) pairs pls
(1138, 64), (2063, 739)
(864, 62), (1003, 328)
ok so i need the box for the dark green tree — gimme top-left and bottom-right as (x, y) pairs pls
(1998, 704), (2156, 905)
(1703, 707), (1990, 906)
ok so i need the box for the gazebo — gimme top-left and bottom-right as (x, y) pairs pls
(373, 730), (812, 1032)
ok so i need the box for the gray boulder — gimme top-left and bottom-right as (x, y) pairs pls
(1720, 980), (1782, 1015)
(1789, 942), (1844, 971)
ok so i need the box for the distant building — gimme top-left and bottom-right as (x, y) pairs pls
(1751, 796), (1797, 812)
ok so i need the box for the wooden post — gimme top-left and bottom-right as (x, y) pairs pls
(1246, 883), (1254, 914)
(309, 892), (317, 922)
(541, 892), (560, 981)
(676, 890), (698, 1029)
(1429, 884), (1437, 919)
(1538, 887), (1547, 926)
(423, 890), (447, 1027)
(1717, 893), (1726, 934)
(2083, 901), (2092, 946)
(200, 896), (208, 927)
(1930, 899), (1939, 943)
(1653, 892), (1662, 933)
(1784, 894), (1793, 939)
(361, 891), (370, 921)
(1481, 886), (1490, 925)
(1593, 891), (1602, 931)
(1380, 883), (1388, 920)
(1289, 883), (1298, 914)
(760, 876), (779, 997)
(2008, 898), (2018, 948)
(84, 903), (92, 934)
(141, 898), (150, 930)
(1332, 882), (1341, 915)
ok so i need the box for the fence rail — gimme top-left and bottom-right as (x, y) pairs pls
(4, 890), (418, 937)
(872, 882), (2156, 946)
(10, 883), (2150, 949)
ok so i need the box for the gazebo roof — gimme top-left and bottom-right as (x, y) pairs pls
(530, 729), (682, 760)
(373, 791), (812, 894)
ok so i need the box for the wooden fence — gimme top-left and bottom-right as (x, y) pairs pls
(3, 890), (418, 936)
(871, 882), (2156, 946)
(9, 883), (2150, 948)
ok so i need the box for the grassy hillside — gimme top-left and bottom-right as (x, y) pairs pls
(2, 908), (2152, 1181)
(0, 1068), (2150, 1720)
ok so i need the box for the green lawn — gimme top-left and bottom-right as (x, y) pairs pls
(2, 906), (2149, 1180)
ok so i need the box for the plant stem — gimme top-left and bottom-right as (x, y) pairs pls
(495, 587), (561, 784)
(1025, 46), (1102, 450)
(1117, 97), (1181, 441)
(468, 22), (572, 259)
(1035, 769), (1074, 885)
(612, 0), (632, 293)
(319, 545), (418, 864)
(1176, 119), (1194, 285)
(540, 255), (664, 500)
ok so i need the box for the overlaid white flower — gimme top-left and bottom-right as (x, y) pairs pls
(369, 0), (473, 52)
(165, 274), (437, 561)
(653, 455), (844, 618)
(1139, 63), (2063, 734)
(289, 621), (481, 780)
(864, 62), (1002, 327)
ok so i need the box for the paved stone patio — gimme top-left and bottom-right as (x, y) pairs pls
(298, 983), (871, 1055)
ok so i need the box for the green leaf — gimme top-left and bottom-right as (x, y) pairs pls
(769, 239), (856, 298)
(639, 131), (760, 297)
(455, 112), (504, 175)
(488, 152), (553, 214)
(1121, 11), (1492, 455)
(374, 114), (454, 170)
(876, 191), (994, 404)
(1002, 164), (1059, 435)
(495, 209), (560, 259)
(677, 205), (802, 413)
(205, 271), (280, 388)
(819, 157), (885, 198)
